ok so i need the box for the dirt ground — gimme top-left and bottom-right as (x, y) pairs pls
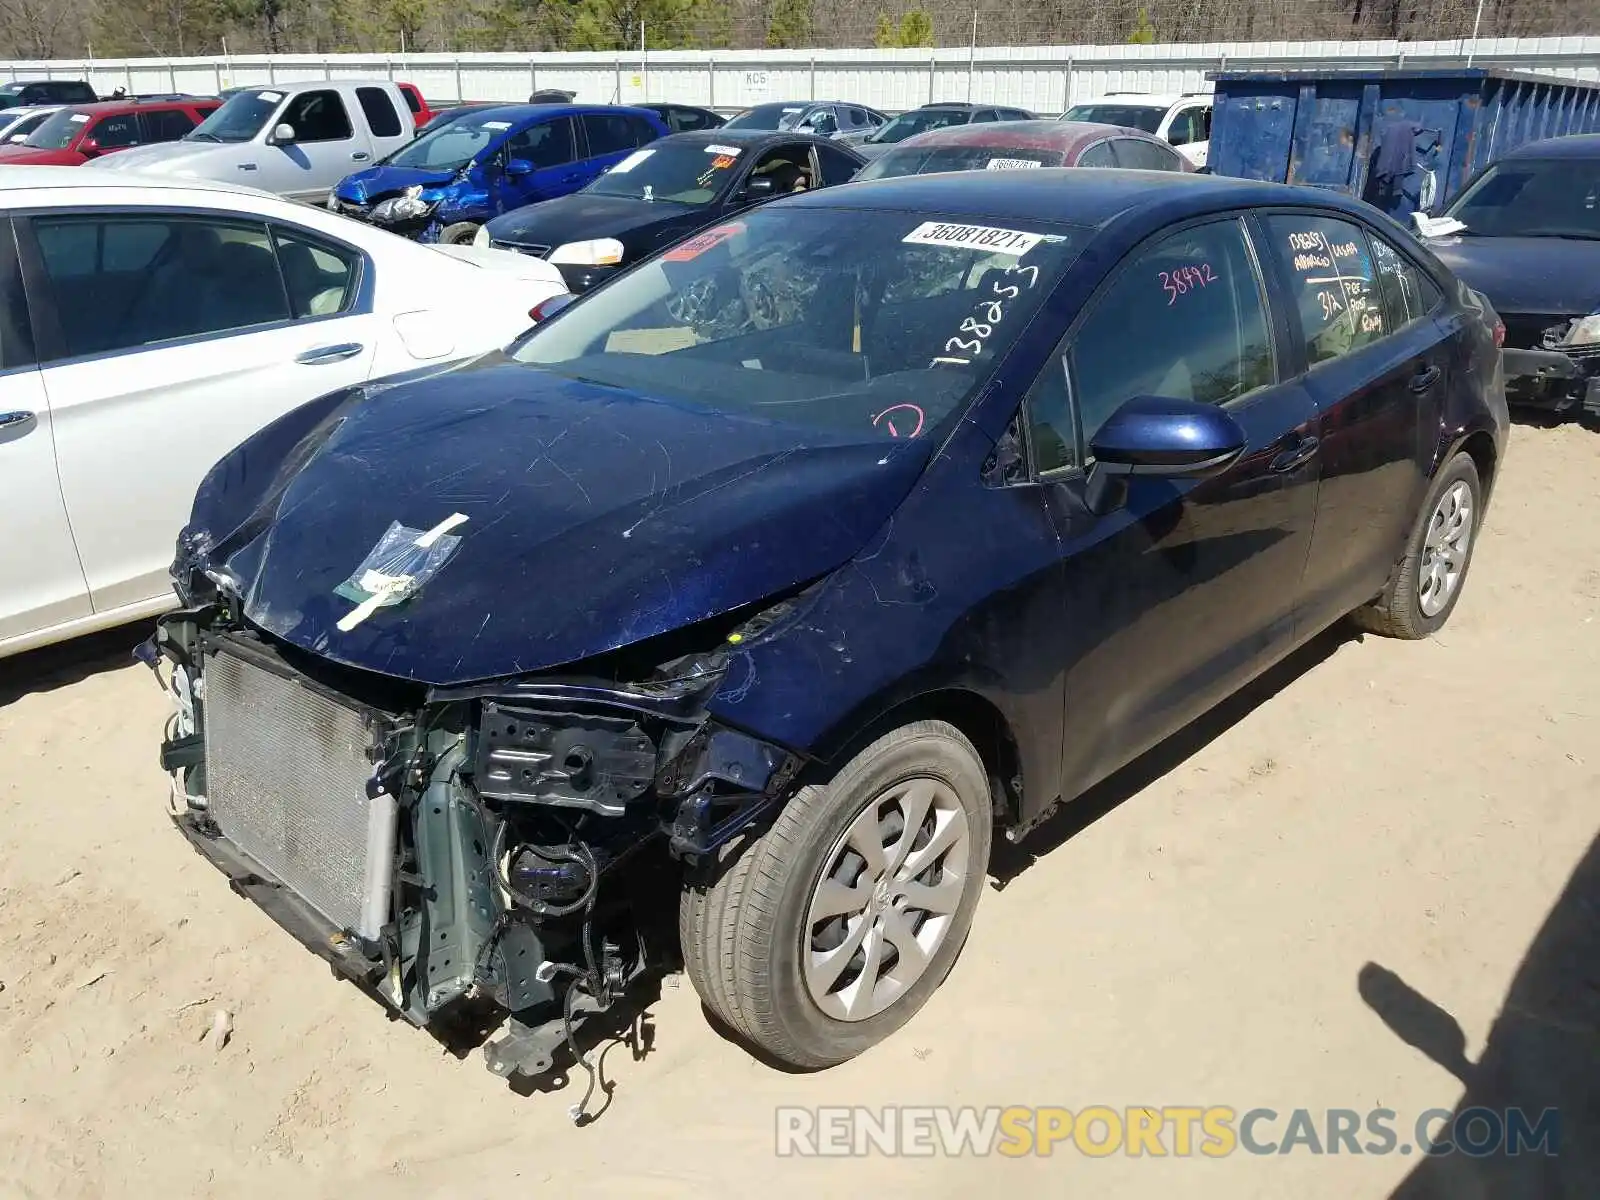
(1, 421), (1595, 1200)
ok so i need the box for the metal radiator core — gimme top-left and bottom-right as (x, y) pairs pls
(202, 648), (395, 940)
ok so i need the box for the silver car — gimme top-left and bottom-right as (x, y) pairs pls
(722, 100), (887, 140)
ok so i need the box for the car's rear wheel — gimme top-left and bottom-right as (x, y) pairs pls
(1351, 451), (1483, 639)
(439, 221), (481, 245)
(679, 720), (991, 1069)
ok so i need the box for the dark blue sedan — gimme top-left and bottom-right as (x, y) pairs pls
(152, 170), (1507, 1089)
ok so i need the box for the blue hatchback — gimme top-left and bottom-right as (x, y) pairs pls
(157, 171), (1507, 1088)
(329, 103), (669, 244)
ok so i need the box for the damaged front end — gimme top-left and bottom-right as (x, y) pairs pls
(147, 570), (806, 1102)
(1500, 311), (1600, 417)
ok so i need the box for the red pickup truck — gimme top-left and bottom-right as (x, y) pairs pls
(0, 97), (220, 165)
(397, 83), (435, 132)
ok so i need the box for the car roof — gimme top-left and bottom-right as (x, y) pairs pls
(1505, 133), (1600, 160)
(1076, 92), (1194, 107)
(658, 127), (836, 148)
(778, 167), (1372, 230)
(52, 98), (215, 117)
(891, 119), (1134, 151)
(0, 166), (263, 199)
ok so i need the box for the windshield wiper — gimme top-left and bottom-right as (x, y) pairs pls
(187, 132), (220, 142)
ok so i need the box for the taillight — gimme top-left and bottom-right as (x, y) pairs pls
(529, 296), (570, 323)
(1493, 319), (1506, 348)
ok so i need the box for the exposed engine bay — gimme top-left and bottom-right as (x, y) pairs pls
(147, 580), (805, 1119)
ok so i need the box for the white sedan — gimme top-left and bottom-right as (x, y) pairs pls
(0, 166), (569, 659)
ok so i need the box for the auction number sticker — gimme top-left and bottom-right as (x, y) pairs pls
(481, 120), (512, 130)
(986, 157), (1042, 170)
(902, 221), (1042, 256)
(703, 143), (742, 157)
(663, 222), (744, 261)
(257, 90), (283, 102)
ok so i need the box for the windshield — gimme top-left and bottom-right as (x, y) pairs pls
(24, 109), (91, 150)
(510, 207), (1081, 442)
(855, 144), (1062, 181)
(1061, 104), (1164, 133)
(867, 109), (971, 144)
(585, 142), (744, 203)
(187, 89), (281, 143)
(725, 103), (806, 131)
(3, 110), (51, 143)
(1444, 159), (1600, 239)
(385, 110), (514, 170)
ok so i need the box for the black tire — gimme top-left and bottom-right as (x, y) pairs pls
(1351, 451), (1483, 639)
(439, 222), (481, 246)
(678, 720), (992, 1069)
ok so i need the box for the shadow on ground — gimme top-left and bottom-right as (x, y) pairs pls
(1361, 832), (1600, 1198)
(0, 619), (156, 708)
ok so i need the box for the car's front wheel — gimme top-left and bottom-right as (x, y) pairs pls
(679, 720), (992, 1069)
(1352, 450), (1483, 639)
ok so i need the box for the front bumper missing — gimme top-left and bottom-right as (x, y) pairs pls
(173, 809), (386, 985)
(1502, 346), (1600, 415)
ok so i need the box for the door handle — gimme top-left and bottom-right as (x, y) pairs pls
(351, 151), (370, 161)
(237, 162), (258, 171)
(1270, 433), (1320, 473)
(1409, 364), (1442, 393)
(295, 343), (364, 365)
(0, 410), (36, 441)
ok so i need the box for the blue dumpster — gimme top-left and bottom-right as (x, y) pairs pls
(1207, 68), (1600, 220)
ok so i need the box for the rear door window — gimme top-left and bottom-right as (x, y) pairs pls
(400, 87), (423, 115)
(507, 116), (576, 167)
(356, 87), (403, 138)
(1112, 138), (1182, 170)
(283, 90), (353, 143)
(140, 108), (196, 142)
(1078, 141), (1117, 168)
(815, 142), (862, 186)
(581, 112), (639, 157)
(272, 227), (359, 318)
(31, 215), (292, 359)
(89, 113), (141, 149)
(626, 114), (660, 145)
(1263, 214), (1388, 367)
(1368, 230), (1441, 326)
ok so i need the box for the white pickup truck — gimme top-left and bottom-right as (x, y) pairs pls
(87, 80), (415, 203)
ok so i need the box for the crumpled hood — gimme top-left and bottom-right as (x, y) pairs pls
(1428, 235), (1600, 316)
(336, 163), (460, 204)
(192, 358), (928, 686)
(485, 193), (693, 248)
(84, 140), (229, 173)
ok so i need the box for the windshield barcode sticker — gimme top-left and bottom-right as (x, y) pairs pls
(481, 120), (512, 130)
(69, 113), (90, 122)
(703, 143), (742, 156)
(258, 91), (283, 102)
(986, 157), (1042, 170)
(610, 148), (654, 173)
(902, 221), (1042, 256)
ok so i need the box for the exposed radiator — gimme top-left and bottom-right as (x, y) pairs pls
(202, 646), (396, 941)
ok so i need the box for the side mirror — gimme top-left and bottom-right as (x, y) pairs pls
(504, 158), (534, 178)
(78, 138), (100, 156)
(1084, 395), (1246, 515)
(270, 122), (296, 145)
(739, 175), (777, 201)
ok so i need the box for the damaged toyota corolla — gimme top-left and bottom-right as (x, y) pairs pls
(148, 171), (1505, 1103)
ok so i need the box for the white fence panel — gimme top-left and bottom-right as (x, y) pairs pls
(5, 35), (1599, 115)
